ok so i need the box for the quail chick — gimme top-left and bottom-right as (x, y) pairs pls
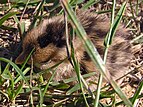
(15, 10), (132, 89)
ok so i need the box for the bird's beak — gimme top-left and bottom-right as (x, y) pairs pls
(15, 51), (29, 64)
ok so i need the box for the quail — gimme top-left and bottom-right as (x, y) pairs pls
(15, 10), (132, 89)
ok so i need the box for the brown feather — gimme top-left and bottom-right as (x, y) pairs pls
(15, 10), (132, 90)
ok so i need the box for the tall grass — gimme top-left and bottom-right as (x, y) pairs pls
(0, 0), (142, 106)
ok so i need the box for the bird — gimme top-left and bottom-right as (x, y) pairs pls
(15, 10), (133, 90)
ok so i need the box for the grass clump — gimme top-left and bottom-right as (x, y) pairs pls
(0, 0), (143, 106)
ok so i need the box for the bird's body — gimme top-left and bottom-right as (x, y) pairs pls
(15, 10), (132, 89)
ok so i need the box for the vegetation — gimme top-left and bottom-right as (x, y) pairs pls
(0, 0), (143, 106)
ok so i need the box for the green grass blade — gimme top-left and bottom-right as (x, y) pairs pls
(66, 84), (80, 95)
(82, 0), (100, 9)
(104, 2), (127, 46)
(1, 63), (10, 79)
(0, 57), (30, 87)
(60, 0), (132, 106)
(29, 0), (45, 30)
(14, 67), (30, 84)
(0, 12), (18, 27)
(94, 1), (116, 106)
(13, 81), (23, 100)
(20, 48), (35, 71)
(65, 72), (96, 83)
(71, 51), (90, 107)
(39, 87), (43, 107)
(42, 69), (56, 96)
(132, 78), (143, 106)
(94, 75), (103, 107)
(69, 0), (84, 5)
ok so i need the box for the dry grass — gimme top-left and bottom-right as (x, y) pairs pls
(0, 0), (143, 106)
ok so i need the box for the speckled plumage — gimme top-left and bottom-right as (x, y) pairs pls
(15, 10), (132, 89)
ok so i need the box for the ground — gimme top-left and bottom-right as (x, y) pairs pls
(0, 0), (142, 106)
